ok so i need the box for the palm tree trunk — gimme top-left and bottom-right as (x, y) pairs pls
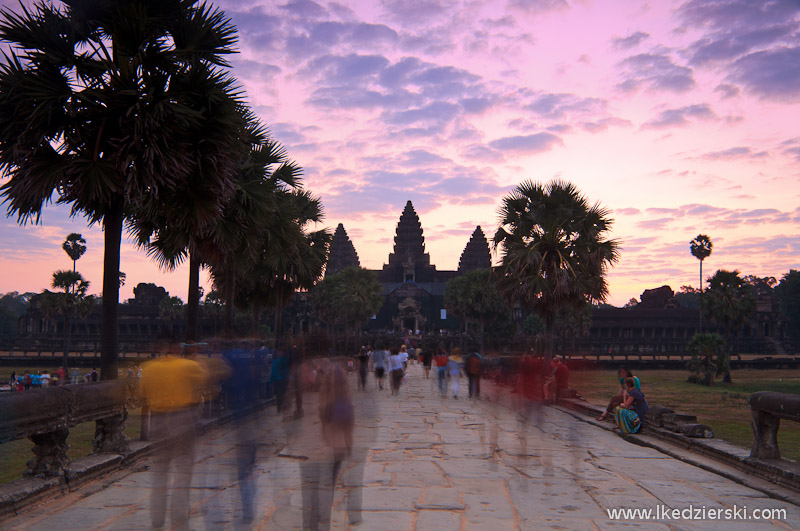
(186, 251), (200, 341)
(224, 264), (235, 338)
(544, 312), (555, 365)
(62, 313), (71, 370)
(100, 200), (123, 380)
(699, 259), (704, 333)
(480, 320), (486, 354)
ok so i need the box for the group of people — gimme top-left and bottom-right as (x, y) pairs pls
(350, 342), (485, 400)
(8, 367), (99, 390)
(128, 338), (652, 529)
(138, 340), (373, 530)
(352, 342), (408, 395)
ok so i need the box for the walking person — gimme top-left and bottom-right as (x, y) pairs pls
(434, 347), (448, 396)
(447, 348), (463, 399)
(399, 345), (409, 370)
(388, 347), (404, 396)
(356, 346), (370, 391)
(141, 349), (208, 530)
(420, 349), (432, 379)
(465, 348), (483, 399)
(372, 342), (388, 390)
(271, 348), (290, 416)
(300, 364), (354, 531)
(288, 343), (305, 419)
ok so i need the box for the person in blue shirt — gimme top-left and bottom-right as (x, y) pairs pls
(598, 367), (641, 421)
(613, 377), (649, 433)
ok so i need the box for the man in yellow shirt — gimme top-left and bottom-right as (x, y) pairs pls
(141, 355), (207, 530)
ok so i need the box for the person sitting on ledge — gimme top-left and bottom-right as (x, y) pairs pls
(597, 367), (641, 421)
(613, 377), (648, 434)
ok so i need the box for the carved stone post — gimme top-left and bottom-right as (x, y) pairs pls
(750, 409), (781, 460)
(93, 412), (130, 453)
(25, 426), (70, 478)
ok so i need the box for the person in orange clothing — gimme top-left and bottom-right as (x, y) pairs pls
(141, 351), (208, 530)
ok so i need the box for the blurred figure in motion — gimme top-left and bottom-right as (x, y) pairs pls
(419, 346), (431, 379)
(399, 344), (409, 370)
(447, 347), (463, 399)
(516, 354), (544, 460)
(356, 346), (369, 392)
(388, 347), (404, 396)
(141, 347), (208, 530)
(271, 348), (291, 416)
(342, 364), (379, 525)
(289, 343), (305, 419)
(434, 345), (448, 396)
(542, 357), (569, 405)
(224, 341), (261, 523)
(371, 340), (388, 391)
(465, 347), (483, 399)
(301, 363), (354, 530)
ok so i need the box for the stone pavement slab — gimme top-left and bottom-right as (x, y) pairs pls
(1, 363), (799, 530)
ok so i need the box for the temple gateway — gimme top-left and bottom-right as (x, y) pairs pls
(326, 201), (491, 333)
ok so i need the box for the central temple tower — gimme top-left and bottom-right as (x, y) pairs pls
(379, 201), (437, 283)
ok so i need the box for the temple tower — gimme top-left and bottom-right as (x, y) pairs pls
(325, 223), (360, 277)
(380, 201), (436, 283)
(458, 226), (492, 272)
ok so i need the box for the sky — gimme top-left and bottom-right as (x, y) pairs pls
(1, 0), (799, 306)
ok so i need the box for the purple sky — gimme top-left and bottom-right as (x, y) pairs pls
(2, 0), (800, 306)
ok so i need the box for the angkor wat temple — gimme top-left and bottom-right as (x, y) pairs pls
(7, 201), (794, 357)
(327, 200), (491, 332)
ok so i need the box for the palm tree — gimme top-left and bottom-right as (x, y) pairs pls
(39, 270), (93, 368)
(0, 1), (239, 379)
(229, 189), (330, 343)
(690, 234), (713, 332)
(128, 80), (260, 342)
(333, 266), (382, 352)
(159, 296), (185, 339)
(444, 269), (509, 353)
(62, 233), (87, 273)
(690, 234), (713, 292)
(207, 140), (304, 337)
(687, 332), (725, 386)
(701, 269), (755, 383)
(493, 180), (619, 363)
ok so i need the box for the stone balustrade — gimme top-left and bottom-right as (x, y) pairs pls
(749, 391), (800, 460)
(0, 380), (141, 478)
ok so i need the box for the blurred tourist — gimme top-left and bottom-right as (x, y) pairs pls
(447, 348), (463, 399)
(542, 358), (569, 405)
(371, 341), (388, 391)
(465, 348), (483, 399)
(301, 363), (354, 531)
(388, 347), (404, 396)
(140, 349), (208, 530)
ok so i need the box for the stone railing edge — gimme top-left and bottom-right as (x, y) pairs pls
(0, 393), (274, 518)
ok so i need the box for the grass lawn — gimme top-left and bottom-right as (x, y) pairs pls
(571, 368), (800, 462)
(0, 364), (142, 484)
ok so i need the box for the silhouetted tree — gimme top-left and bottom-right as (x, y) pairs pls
(701, 270), (755, 383)
(62, 233), (86, 273)
(493, 180), (619, 363)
